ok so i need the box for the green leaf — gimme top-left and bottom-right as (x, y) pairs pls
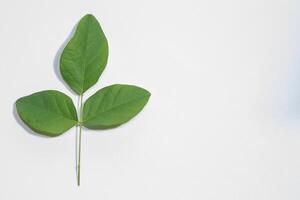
(16, 90), (78, 137)
(82, 84), (151, 129)
(60, 14), (109, 94)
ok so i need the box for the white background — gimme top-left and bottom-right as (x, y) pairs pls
(0, 0), (299, 199)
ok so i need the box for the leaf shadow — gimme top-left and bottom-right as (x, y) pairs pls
(12, 103), (50, 138)
(53, 24), (77, 95)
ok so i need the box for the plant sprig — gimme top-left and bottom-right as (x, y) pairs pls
(15, 14), (151, 186)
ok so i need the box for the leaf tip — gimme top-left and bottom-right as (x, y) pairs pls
(82, 13), (97, 21)
(146, 90), (151, 97)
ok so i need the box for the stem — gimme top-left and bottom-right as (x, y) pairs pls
(77, 94), (83, 186)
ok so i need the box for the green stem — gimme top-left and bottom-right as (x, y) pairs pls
(77, 94), (83, 186)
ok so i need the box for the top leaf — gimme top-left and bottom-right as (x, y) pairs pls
(60, 14), (109, 94)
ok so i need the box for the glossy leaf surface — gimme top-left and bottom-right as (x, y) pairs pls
(82, 84), (150, 129)
(60, 14), (109, 94)
(16, 90), (78, 136)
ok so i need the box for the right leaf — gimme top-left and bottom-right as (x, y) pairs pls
(60, 14), (109, 95)
(82, 84), (151, 129)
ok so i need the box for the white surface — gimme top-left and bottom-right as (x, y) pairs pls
(0, 0), (299, 199)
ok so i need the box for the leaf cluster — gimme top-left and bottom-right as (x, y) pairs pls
(16, 14), (150, 137)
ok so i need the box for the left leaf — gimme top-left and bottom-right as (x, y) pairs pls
(16, 90), (78, 137)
